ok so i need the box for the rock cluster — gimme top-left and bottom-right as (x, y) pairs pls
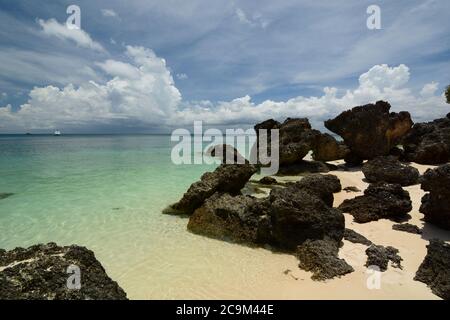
(419, 164), (450, 230)
(365, 244), (403, 271)
(325, 101), (413, 165)
(339, 183), (412, 223)
(414, 239), (450, 300)
(362, 156), (419, 186)
(0, 243), (127, 300)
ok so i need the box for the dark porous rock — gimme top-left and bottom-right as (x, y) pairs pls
(414, 239), (450, 300)
(296, 239), (354, 281)
(269, 186), (344, 250)
(325, 101), (413, 162)
(187, 193), (272, 244)
(0, 193), (14, 200)
(365, 244), (403, 272)
(276, 160), (337, 175)
(205, 144), (248, 164)
(293, 174), (342, 207)
(392, 223), (422, 234)
(419, 164), (450, 230)
(0, 243), (127, 300)
(258, 176), (278, 185)
(343, 186), (361, 193)
(344, 228), (372, 246)
(311, 133), (349, 162)
(362, 156), (420, 186)
(170, 164), (257, 215)
(339, 183), (412, 223)
(402, 114), (450, 165)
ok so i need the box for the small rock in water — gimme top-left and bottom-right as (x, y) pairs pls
(392, 223), (422, 234)
(0, 193), (14, 200)
(414, 239), (450, 300)
(365, 244), (403, 272)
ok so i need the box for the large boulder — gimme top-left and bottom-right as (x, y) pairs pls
(293, 174), (342, 207)
(269, 186), (344, 250)
(402, 113), (450, 165)
(205, 144), (248, 164)
(296, 239), (354, 281)
(187, 193), (272, 244)
(170, 164), (257, 215)
(0, 243), (127, 300)
(339, 183), (412, 223)
(362, 156), (419, 186)
(419, 164), (450, 230)
(311, 133), (349, 162)
(414, 239), (450, 300)
(324, 101), (413, 163)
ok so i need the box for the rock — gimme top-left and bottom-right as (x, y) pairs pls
(0, 193), (14, 200)
(402, 114), (450, 165)
(365, 244), (403, 272)
(187, 193), (272, 244)
(414, 239), (450, 300)
(325, 101), (413, 162)
(296, 239), (354, 281)
(170, 164), (257, 215)
(269, 186), (344, 250)
(258, 176), (278, 185)
(339, 183), (412, 223)
(0, 243), (127, 300)
(343, 186), (361, 193)
(311, 133), (349, 162)
(293, 174), (342, 207)
(205, 144), (248, 164)
(362, 156), (420, 186)
(276, 160), (337, 175)
(419, 164), (450, 230)
(344, 228), (372, 246)
(392, 223), (422, 234)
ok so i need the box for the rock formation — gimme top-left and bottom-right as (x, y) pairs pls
(362, 156), (419, 186)
(392, 223), (422, 234)
(365, 244), (403, 271)
(339, 183), (412, 223)
(344, 228), (372, 246)
(0, 243), (127, 300)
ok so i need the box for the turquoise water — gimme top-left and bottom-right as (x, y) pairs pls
(1, 135), (300, 299)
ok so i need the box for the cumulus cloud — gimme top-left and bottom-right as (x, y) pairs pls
(0, 59), (447, 132)
(38, 18), (105, 52)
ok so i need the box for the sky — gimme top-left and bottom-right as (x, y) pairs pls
(0, 0), (449, 133)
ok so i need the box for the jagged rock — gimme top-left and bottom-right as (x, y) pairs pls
(258, 176), (278, 185)
(269, 186), (344, 250)
(343, 186), (361, 193)
(339, 183), (412, 223)
(296, 239), (354, 281)
(420, 164), (450, 230)
(402, 114), (450, 165)
(205, 144), (248, 164)
(276, 160), (337, 175)
(325, 101), (413, 162)
(170, 164), (257, 215)
(293, 174), (342, 207)
(392, 223), (422, 234)
(187, 193), (272, 244)
(0, 193), (13, 200)
(362, 156), (419, 186)
(365, 244), (403, 271)
(414, 239), (450, 300)
(344, 228), (372, 246)
(0, 243), (127, 300)
(312, 133), (349, 161)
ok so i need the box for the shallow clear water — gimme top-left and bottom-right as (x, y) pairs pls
(0, 134), (299, 299)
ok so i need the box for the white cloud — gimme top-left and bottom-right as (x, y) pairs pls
(0, 60), (447, 132)
(235, 8), (269, 29)
(101, 9), (119, 18)
(38, 18), (105, 52)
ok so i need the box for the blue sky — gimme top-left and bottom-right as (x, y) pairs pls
(0, 0), (449, 133)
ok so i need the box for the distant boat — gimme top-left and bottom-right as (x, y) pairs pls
(53, 130), (61, 136)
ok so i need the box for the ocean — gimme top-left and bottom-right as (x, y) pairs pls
(0, 134), (297, 299)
